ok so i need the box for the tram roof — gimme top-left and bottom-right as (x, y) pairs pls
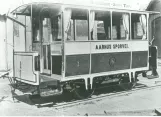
(11, 2), (160, 16)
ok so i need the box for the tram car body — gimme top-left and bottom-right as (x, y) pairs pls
(8, 1), (159, 98)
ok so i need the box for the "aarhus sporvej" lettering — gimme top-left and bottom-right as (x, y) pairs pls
(95, 44), (111, 49)
(95, 44), (129, 50)
(113, 44), (129, 49)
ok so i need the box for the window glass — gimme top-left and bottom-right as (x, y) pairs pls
(13, 22), (19, 37)
(90, 10), (111, 40)
(112, 12), (130, 40)
(76, 20), (88, 41)
(131, 13), (147, 40)
(65, 8), (88, 41)
(32, 16), (40, 42)
(42, 18), (50, 42)
(112, 26), (117, 39)
(51, 15), (62, 41)
(67, 19), (74, 40)
(33, 9), (62, 42)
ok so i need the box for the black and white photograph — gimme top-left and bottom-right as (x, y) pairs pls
(0, 0), (161, 116)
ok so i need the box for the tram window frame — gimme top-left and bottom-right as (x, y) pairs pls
(90, 10), (111, 41)
(41, 17), (51, 43)
(13, 15), (26, 38)
(32, 15), (41, 42)
(131, 13), (147, 40)
(51, 14), (62, 41)
(32, 9), (62, 43)
(112, 11), (130, 40)
(65, 8), (89, 41)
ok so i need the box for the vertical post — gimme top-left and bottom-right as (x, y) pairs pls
(110, 10), (112, 40)
(147, 13), (149, 69)
(39, 9), (43, 73)
(88, 9), (91, 75)
(130, 12), (132, 69)
(62, 10), (65, 78)
(13, 19), (15, 77)
(73, 19), (76, 41)
(130, 13), (131, 40)
(88, 9), (90, 41)
(25, 16), (27, 51)
(30, 4), (33, 51)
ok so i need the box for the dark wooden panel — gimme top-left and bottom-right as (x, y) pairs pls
(34, 55), (40, 71)
(91, 52), (131, 73)
(132, 51), (148, 68)
(52, 56), (62, 75)
(65, 54), (90, 76)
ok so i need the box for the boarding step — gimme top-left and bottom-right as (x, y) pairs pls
(39, 74), (62, 97)
(39, 81), (63, 97)
(40, 88), (63, 97)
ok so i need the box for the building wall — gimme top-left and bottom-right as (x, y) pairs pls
(0, 15), (7, 71)
(6, 18), (14, 72)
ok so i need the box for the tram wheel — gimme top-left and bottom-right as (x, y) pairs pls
(118, 78), (133, 90)
(71, 83), (95, 99)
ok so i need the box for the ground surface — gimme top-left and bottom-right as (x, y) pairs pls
(0, 60), (161, 116)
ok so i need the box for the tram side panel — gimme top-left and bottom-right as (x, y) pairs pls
(14, 52), (39, 85)
(65, 41), (149, 78)
(13, 22), (39, 85)
(13, 22), (25, 52)
(65, 42), (90, 76)
(91, 41), (131, 73)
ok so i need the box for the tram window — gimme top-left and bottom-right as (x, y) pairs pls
(131, 13), (147, 40)
(51, 15), (62, 41)
(76, 20), (88, 41)
(67, 19), (74, 41)
(112, 12), (130, 40)
(90, 10), (111, 40)
(13, 22), (19, 37)
(33, 11), (62, 42)
(65, 8), (88, 41)
(112, 26), (117, 39)
(42, 18), (50, 42)
(33, 16), (40, 42)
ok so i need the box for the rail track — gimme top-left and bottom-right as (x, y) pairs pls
(33, 83), (161, 109)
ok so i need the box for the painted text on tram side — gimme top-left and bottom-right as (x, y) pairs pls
(95, 44), (129, 50)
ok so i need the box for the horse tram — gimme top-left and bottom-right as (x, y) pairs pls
(6, 1), (159, 99)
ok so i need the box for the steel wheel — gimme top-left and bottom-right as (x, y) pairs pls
(118, 78), (133, 90)
(72, 83), (95, 99)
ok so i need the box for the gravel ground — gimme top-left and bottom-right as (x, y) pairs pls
(0, 60), (161, 116)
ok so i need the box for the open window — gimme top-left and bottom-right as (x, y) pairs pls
(51, 15), (62, 41)
(32, 6), (62, 43)
(112, 12), (130, 40)
(90, 10), (111, 40)
(64, 8), (88, 41)
(32, 16), (40, 42)
(131, 13), (147, 40)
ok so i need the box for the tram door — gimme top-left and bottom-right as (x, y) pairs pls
(41, 17), (51, 74)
